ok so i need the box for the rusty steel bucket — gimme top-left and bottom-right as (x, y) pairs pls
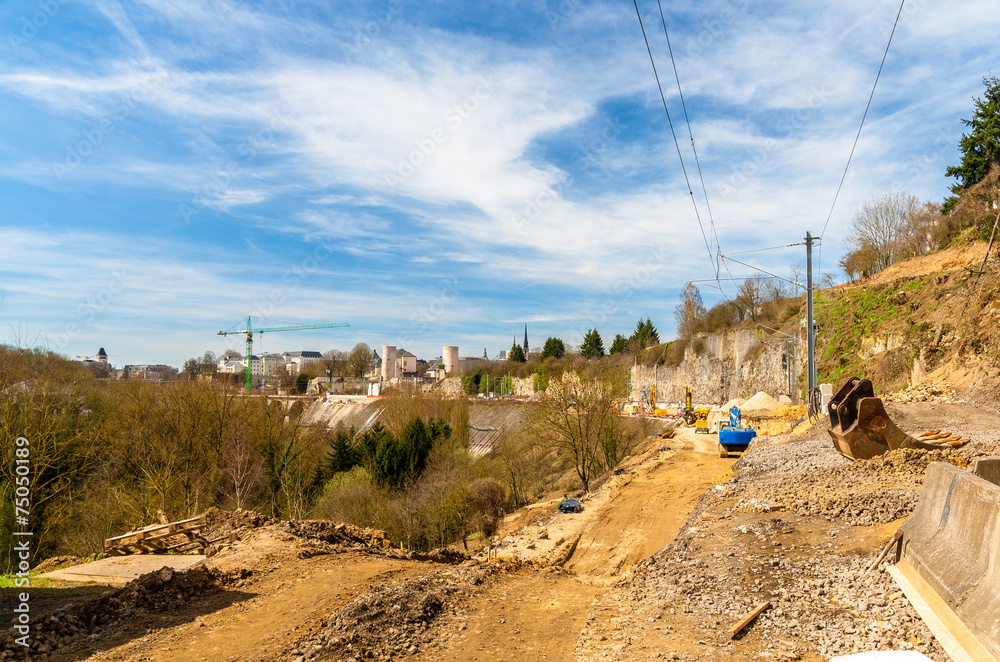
(828, 377), (969, 461)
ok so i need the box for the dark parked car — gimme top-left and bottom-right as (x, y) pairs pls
(558, 496), (582, 513)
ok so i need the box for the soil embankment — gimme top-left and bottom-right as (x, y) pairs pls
(8, 400), (1000, 661)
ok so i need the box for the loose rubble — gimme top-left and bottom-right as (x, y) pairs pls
(884, 382), (962, 404)
(0, 565), (219, 659)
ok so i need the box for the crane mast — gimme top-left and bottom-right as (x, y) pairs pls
(217, 317), (349, 394)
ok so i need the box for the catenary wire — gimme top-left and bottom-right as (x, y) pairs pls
(655, 0), (721, 278)
(819, 0), (905, 246)
(631, 0), (715, 276)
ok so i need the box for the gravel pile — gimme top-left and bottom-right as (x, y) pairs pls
(885, 382), (962, 404)
(633, 522), (945, 660)
(0, 566), (219, 659)
(727, 430), (998, 526)
(293, 562), (495, 662)
(625, 417), (1000, 662)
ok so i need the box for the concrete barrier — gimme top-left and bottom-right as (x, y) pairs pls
(896, 460), (1000, 660)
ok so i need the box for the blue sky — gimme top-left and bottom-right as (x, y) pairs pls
(0, 0), (997, 367)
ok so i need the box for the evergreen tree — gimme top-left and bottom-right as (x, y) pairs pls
(580, 329), (605, 358)
(508, 342), (526, 362)
(609, 333), (628, 355)
(627, 318), (660, 351)
(945, 75), (1000, 211)
(328, 429), (356, 473)
(427, 417), (452, 442)
(397, 417), (433, 480)
(541, 337), (566, 360)
(462, 369), (483, 395)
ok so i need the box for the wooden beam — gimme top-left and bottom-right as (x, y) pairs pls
(728, 601), (771, 638)
(887, 560), (998, 662)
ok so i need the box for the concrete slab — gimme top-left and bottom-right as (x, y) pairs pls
(898, 462), (1000, 661)
(972, 457), (1000, 487)
(831, 653), (933, 661)
(38, 554), (206, 586)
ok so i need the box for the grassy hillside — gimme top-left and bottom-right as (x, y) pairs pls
(813, 242), (1000, 394)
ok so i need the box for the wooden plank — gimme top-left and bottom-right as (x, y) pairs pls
(104, 515), (206, 544)
(887, 560), (998, 662)
(727, 601), (771, 638)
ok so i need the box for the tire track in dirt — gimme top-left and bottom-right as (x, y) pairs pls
(427, 429), (732, 662)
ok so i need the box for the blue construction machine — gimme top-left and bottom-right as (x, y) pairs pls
(718, 406), (756, 458)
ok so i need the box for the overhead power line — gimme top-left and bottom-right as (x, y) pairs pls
(631, 0), (715, 276)
(724, 242), (805, 256)
(654, 0), (721, 277)
(819, 0), (905, 241)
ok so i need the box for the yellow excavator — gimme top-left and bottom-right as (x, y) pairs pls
(827, 377), (969, 460)
(680, 385), (697, 425)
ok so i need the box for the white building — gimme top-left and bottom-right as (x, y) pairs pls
(281, 350), (323, 374)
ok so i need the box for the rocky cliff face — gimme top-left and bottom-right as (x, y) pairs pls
(629, 329), (805, 407)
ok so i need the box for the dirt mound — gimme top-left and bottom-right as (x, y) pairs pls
(284, 520), (393, 548)
(740, 391), (779, 412)
(31, 555), (83, 573)
(865, 242), (988, 286)
(295, 562), (492, 661)
(202, 506), (275, 539)
(0, 565), (219, 659)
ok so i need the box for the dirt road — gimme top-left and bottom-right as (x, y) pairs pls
(423, 429), (734, 661)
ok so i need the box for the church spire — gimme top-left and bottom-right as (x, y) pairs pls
(523, 323), (528, 354)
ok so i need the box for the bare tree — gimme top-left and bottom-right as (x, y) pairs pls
(219, 420), (263, 510)
(531, 366), (640, 491)
(347, 343), (374, 378)
(843, 192), (920, 275)
(674, 282), (706, 338)
(735, 274), (768, 322)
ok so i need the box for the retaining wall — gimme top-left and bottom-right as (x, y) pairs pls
(897, 460), (1000, 659)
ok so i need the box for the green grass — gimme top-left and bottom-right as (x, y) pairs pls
(0, 574), (59, 589)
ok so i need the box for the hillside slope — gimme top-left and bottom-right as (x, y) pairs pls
(814, 241), (1000, 399)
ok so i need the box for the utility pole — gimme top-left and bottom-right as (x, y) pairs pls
(805, 232), (817, 415)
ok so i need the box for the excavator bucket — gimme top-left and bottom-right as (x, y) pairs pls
(828, 377), (970, 461)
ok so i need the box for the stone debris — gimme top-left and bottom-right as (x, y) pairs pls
(884, 382), (961, 404)
(293, 560), (531, 661)
(0, 565), (219, 659)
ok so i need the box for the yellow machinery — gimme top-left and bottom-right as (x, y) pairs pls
(694, 407), (711, 433)
(680, 385), (696, 425)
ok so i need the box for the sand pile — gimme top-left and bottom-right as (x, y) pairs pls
(740, 391), (780, 411)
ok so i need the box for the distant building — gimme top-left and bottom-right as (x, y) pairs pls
(122, 364), (178, 382)
(218, 354), (264, 376)
(395, 349), (418, 377)
(281, 350), (323, 374)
